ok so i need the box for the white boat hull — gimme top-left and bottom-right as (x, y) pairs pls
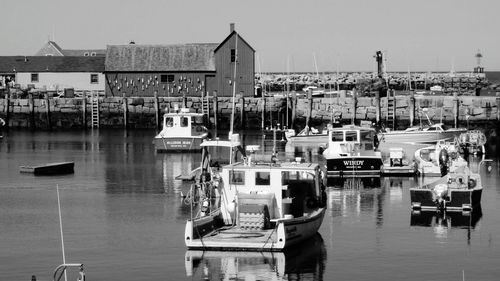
(379, 129), (466, 144)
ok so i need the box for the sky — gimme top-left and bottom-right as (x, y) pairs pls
(1, 0), (499, 73)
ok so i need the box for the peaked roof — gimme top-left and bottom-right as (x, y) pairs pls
(0, 56), (105, 72)
(35, 41), (65, 56)
(214, 31), (255, 53)
(105, 44), (218, 72)
(35, 41), (105, 57)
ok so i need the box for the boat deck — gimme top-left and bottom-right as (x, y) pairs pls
(188, 225), (279, 251)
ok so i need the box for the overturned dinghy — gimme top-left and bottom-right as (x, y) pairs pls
(184, 146), (327, 251)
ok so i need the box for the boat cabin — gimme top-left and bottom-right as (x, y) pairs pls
(218, 160), (325, 226)
(327, 125), (378, 156)
(159, 108), (207, 137)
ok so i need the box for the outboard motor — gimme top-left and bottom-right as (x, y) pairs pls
(438, 149), (449, 176)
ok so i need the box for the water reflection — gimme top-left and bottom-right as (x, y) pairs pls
(410, 208), (483, 243)
(184, 234), (326, 281)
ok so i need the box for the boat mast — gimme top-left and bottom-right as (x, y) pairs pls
(56, 185), (68, 281)
(229, 31), (239, 137)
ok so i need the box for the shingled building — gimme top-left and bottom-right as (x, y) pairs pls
(104, 23), (255, 97)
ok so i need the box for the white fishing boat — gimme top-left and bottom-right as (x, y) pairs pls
(410, 165), (483, 212)
(153, 107), (209, 152)
(184, 145), (327, 251)
(322, 125), (383, 177)
(414, 140), (468, 176)
(378, 122), (467, 144)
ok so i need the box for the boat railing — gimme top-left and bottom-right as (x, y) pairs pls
(53, 263), (84, 281)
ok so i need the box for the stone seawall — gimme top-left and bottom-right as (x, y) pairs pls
(1, 95), (499, 130)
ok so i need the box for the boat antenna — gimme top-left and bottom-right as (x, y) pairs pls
(56, 184), (68, 281)
(229, 31), (239, 138)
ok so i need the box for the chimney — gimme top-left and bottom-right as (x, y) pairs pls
(230, 23), (235, 33)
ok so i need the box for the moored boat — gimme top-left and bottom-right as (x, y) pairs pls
(414, 140), (468, 176)
(378, 123), (467, 144)
(410, 165), (482, 212)
(19, 161), (74, 175)
(381, 147), (417, 176)
(153, 108), (209, 152)
(322, 125), (383, 177)
(457, 130), (487, 156)
(184, 146), (327, 251)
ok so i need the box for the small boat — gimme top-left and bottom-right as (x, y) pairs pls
(414, 140), (468, 176)
(457, 130), (487, 156)
(19, 161), (74, 175)
(410, 165), (482, 212)
(378, 123), (467, 144)
(322, 125), (383, 177)
(381, 147), (417, 176)
(153, 108), (209, 152)
(184, 146), (327, 251)
(284, 122), (341, 145)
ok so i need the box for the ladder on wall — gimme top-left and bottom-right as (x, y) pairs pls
(386, 89), (396, 130)
(201, 91), (210, 118)
(91, 91), (99, 128)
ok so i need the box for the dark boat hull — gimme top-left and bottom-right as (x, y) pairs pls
(326, 157), (383, 177)
(410, 188), (482, 211)
(19, 162), (74, 175)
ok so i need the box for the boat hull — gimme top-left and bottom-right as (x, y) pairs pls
(19, 161), (74, 175)
(286, 134), (328, 145)
(185, 208), (326, 251)
(326, 156), (383, 177)
(379, 129), (466, 144)
(153, 136), (204, 152)
(410, 188), (482, 212)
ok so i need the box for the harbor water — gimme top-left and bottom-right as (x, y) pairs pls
(0, 129), (499, 281)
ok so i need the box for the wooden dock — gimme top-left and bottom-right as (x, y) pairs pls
(20, 162), (74, 175)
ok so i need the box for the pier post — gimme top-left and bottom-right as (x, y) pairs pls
(213, 91), (218, 138)
(122, 93), (128, 129)
(261, 95), (266, 130)
(291, 92), (297, 129)
(497, 95), (500, 121)
(409, 91), (415, 127)
(307, 89), (313, 128)
(154, 91), (160, 130)
(82, 92), (87, 128)
(352, 88), (357, 125)
(45, 92), (51, 130)
(375, 90), (381, 125)
(4, 91), (10, 129)
(453, 92), (459, 128)
(28, 93), (35, 130)
(239, 94), (245, 130)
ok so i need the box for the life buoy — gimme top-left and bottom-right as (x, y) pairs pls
(195, 125), (203, 132)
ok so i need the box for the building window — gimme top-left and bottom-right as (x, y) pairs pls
(230, 49), (236, 62)
(160, 74), (175, 83)
(90, 74), (99, 84)
(31, 73), (39, 82)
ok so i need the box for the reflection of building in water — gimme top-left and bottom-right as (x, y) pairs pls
(161, 153), (196, 195)
(185, 234), (326, 280)
(410, 208), (482, 243)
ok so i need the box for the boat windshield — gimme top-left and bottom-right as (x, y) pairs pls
(165, 117), (173, 127)
(193, 116), (205, 125)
